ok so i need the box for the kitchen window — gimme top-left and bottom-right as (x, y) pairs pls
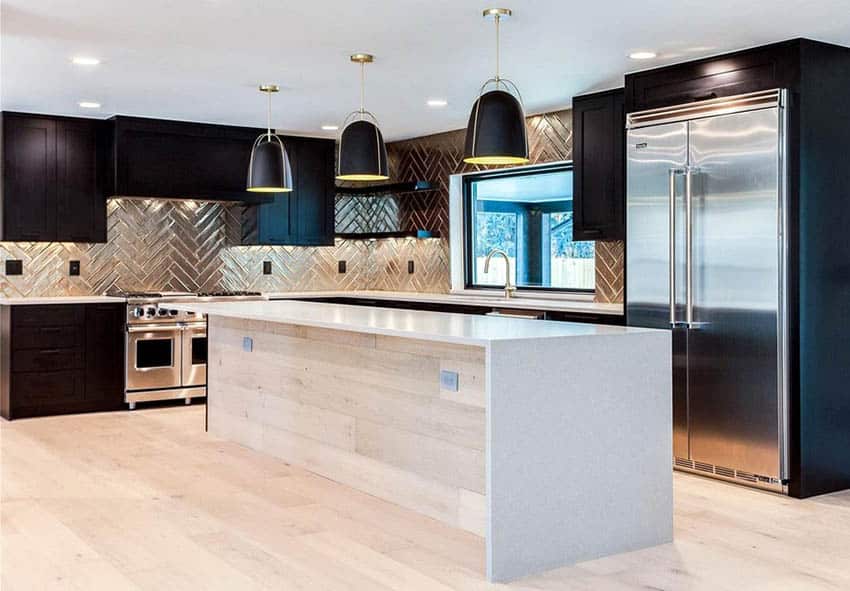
(462, 163), (595, 293)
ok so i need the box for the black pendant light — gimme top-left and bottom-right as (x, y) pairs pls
(337, 53), (390, 182)
(463, 8), (529, 165)
(247, 84), (293, 192)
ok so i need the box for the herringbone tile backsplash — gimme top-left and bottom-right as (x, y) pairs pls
(0, 198), (448, 298)
(1, 107), (622, 302)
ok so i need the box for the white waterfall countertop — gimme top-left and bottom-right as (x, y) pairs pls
(164, 299), (650, 347)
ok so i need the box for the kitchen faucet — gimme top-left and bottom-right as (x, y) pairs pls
(483, 248), (517, 299)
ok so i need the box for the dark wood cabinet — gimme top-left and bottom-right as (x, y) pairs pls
(2, 114), (57, 241)
(292, 137), (336, 246)
(84, 304), (126, 408)
(0, 303), (125, 420)
(1, 112), (107, 243)
(110, 116), (271, 204)
(625, 40), (799, 113)
(246, 136), (335, 246)
(571, 88), (625, 241)
(57, 118), (108, 242)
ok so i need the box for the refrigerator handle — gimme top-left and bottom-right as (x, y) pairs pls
(668, 168), (685, 327)
(685, 167), (694, 328)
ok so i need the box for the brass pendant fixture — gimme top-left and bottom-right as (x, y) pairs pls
(463, 8), (529, 165)
(247, 84), (294, 193)
(336, 53), (390, 182)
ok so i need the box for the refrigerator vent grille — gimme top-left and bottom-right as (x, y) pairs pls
(735, 471), (758, 483)
(694, 461), (715, 473)
(674, 457), (774, 486)
(675, 458), (694, 469)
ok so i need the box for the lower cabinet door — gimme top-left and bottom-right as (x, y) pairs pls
(10, 370), (86, 418)
(85, 304), (126, 408)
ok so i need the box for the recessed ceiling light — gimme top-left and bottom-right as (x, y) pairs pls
(427, 99), (448, 108)
(321, 124), (339, 131)
(629, 51), (657, 60)
(71, 56), (101, 66)
(78, 101), (101, 109)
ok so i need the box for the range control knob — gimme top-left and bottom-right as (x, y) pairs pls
(145, 307), (156, 317)
(169, 309), (179, 316)
(157, 308), (168, 317)
(132, 307), (145, 318)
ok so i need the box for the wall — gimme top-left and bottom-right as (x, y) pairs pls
(0, 107), (624, 301)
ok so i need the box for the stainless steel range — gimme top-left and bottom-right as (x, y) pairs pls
(110, 290), (264, 409)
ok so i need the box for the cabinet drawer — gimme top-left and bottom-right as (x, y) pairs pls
(12, 324), (84, 350)
(10, 370), (86, 406)
(12, 348), (84, 372)
(11, 305), (85, 328)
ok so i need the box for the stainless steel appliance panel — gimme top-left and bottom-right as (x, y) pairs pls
(626, 121), (689, 459)
(685, 107), (782, 478)
(181, 323), (207, 387)
(127, 325), (182, 391)
(626, 122), (689, 329)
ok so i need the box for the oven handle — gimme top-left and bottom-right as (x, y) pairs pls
(180, 323), (207, 331)
(128, 325), (181, 334)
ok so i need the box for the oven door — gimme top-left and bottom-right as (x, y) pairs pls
(127, 325), (182, 391)
(181, 323), (207, 387)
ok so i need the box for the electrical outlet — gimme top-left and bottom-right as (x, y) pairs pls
(4, 259), (22, 275)
(69, 260), (81, 276)
(262, 261), (272, 275)
(407, 260), (415, 274)
(440, 370), (459, 392)
(338, 260), (347, 274)
(242, 337), (253, 352)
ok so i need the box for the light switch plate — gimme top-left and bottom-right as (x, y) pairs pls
(262, 261), (272, 275)
(440, 370), (459, 392)
(242, 336), (253, 352)
(69, 260), (81, 276)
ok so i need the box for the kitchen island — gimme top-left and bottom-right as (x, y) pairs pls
(164, 299), (672, 582)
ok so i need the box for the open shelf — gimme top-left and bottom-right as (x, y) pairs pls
(334, 181), (436, 196)
(334, 230), (441, 240)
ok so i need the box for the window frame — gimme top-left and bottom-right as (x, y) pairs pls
(461, 161), (596, 295)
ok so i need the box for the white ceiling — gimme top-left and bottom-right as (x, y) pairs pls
(2, 0), (850, 141)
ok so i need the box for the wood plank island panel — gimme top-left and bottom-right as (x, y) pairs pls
(207, 316), (488, 535)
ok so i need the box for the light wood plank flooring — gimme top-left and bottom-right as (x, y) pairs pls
(2, 406), (849, 590)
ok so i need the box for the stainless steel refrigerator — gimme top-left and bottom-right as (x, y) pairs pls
(626, 89), (789, 492)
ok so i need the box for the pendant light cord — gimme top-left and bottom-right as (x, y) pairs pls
(495, 13), (501, 86)
(266, 88), (272, 140)
(360, 61), (366, 120)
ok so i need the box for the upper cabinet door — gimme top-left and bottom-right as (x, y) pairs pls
(2, 114), (58, 241)
(293, 137), (335, 246)
(625, 41), (799, 113)
(256, 139), (298, 245)
(56, 119), (107, 243)
(572, 89), (625, 241)
(111, 117), (269, 203)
